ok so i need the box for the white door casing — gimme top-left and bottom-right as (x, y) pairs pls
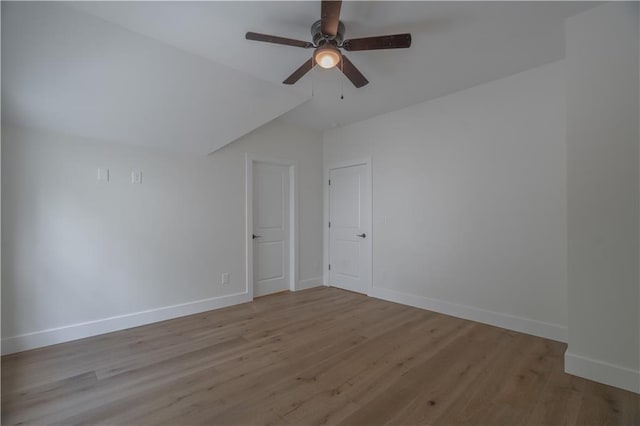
(328, 162), (372, 294)
(246, 156), (297, 298)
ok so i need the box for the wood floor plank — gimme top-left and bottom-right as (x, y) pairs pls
(574, 380), (640, 426)
(2, 287), (639, 425)
(450, 337), (557, 425)
(52, 321), (370, 424)
(526, 368), (586, 426)
(283, 315), (474, 425)
(143, 302), (425, 425)
(337, 323), (512, 426)
(209, 313), (433, 425)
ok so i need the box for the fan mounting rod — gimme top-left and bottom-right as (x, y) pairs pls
(311, 19), (345, 46)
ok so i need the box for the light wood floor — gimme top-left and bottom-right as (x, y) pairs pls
(2, 287), (639, 425)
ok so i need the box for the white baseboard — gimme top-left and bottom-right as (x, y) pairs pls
(368, 287), (568, 343)
(296, 277), (323, 291)
(565, 351), (640, 394)
(1, 291), (252, 355)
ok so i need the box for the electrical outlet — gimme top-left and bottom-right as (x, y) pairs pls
(221, 273), (230, 285)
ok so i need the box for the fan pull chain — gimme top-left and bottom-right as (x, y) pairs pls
(340, 58), (344, 100)
(311, 57), (315, 97)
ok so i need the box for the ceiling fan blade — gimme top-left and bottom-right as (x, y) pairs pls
(283, 58), (315, 85)
(246, 32), (313, 49)
(321, 0), (342, 37)
(340, 55), (369, 88)
(342, 33), (412, 51)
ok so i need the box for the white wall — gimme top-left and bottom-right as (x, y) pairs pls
(324, 60), (568, 342)
(1, 120), (324, 353)
(564, 2), (640, 394)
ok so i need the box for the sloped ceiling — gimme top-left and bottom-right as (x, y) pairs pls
(2, 2), (595, 153)
(67, 1), (595, 130)
(1, 2), (308, 155)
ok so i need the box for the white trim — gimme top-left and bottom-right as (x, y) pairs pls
(245, 154), (298, 299)
(296, 277), (323, 291)
(565, 351), (640, 394)
(1, 291), (251, 355)
(369, 286), (568, 343)
(323, 157), (373, 295)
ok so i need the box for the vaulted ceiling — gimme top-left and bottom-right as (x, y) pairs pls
(2, 2), (594, 154)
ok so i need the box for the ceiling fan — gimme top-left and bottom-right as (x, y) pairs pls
(245, 0), (411, 88)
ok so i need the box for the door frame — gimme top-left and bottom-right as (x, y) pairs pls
(245, 153), (298, 300)
(323, 157), (373, 295)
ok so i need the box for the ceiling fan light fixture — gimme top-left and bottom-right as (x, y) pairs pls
(314, 45), (341, 69)
(247, 0), (410, 87)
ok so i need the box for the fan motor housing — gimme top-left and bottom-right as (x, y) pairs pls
(311, 20), (345, 46)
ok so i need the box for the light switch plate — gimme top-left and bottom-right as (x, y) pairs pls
(97, 168), (109, 182)
(131, 170), (142, 184)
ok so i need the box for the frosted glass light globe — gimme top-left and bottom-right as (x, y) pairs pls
(315, 47), (340, 69)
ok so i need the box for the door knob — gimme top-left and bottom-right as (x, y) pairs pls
(357, 233), (366, 238)
(252, 234), (262, 239)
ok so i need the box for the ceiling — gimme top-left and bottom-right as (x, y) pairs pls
(3, 1), (595, 154)
(1, 2), (308, 155)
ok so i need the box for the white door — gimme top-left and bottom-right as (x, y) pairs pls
(253, 162), (290, 297)
(329, 164), (371, 294)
